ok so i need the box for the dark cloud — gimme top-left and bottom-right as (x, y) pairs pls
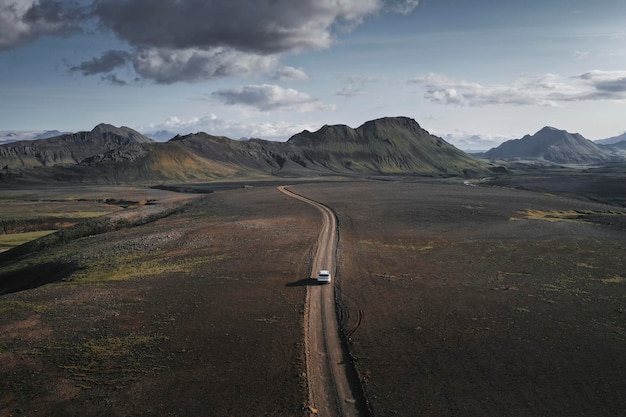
(87, 0), (383, 83)
(1, 0), (418, 83)
(584, 76), (626, 93)
(92, 0), (381, 54)
(0, 0), (85, 50)
(100, 73), (127, 86)
(70, 50), (130, 75)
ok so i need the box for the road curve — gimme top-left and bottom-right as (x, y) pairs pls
(278, 186), (367, 417)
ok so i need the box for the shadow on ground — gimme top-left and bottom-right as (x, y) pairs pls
(0, 261), (82, 295)
(286, 277), (319, 287)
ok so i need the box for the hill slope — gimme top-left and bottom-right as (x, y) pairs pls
(288, 117), (487, 176)
(0, 124), (153, 169)
(484, 127), (612, 164)
(1, 117), (489, 183)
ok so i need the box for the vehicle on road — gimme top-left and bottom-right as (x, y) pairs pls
(317, 270), (331, 284)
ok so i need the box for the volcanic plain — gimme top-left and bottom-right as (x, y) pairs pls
(1, 176), (626, 416)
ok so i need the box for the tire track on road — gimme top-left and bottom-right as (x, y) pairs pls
(278, 186), (368, 417)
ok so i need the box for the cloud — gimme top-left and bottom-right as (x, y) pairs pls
(387, 0), (419, 15)
(0, 0), (85, 50)
(92, 0), (382, 54)
(436, 131), (518, 152)
(86, 0), (382, 83)
(70, 50), (131, 75)
(100, 73), (127, 86)
(212, 84), (334, 112)
(131, 47), (279, 84)
(2, 1), (420, 83)
(139, 114), (317, 141)
(335, 74), (379, 97)
(410, 71), (626, 107)
(78, 0), (413, 83)
(269, 66), (310, 81)
(575, 70), (626, 93)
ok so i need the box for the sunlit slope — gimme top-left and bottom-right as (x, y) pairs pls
(53, 141), (271, 183)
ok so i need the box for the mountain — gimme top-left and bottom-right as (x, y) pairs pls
(483, 126), (612, 164)
(595, 132), (626, 146)
(288, 117), (487, 176)
(596, 133), (626, 159)
(0, 124), (153, 169)
(1, 117), (490, 184)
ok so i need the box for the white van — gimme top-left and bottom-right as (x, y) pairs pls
(317, 270), (331, 284)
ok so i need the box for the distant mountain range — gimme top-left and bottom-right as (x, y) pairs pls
(481, 126), (622, 164)
(595, 132), (626, 146)
(0, 117), (491, 184)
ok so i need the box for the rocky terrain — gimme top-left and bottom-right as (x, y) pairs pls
(1, 178), (625, 416)
(0, 124), (153, 169)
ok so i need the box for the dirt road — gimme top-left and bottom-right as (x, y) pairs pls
(278, 186), (367, 417)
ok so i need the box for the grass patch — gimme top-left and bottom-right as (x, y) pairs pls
(511, 209), (591, 223)
(511, 209), (626, 223)
(0, 230), (57, 250)
(70, 253), (229, 283)
(358, 239), (434, 251)
(0, 300), (51, 314)
(602, 276), (624, 284)
(53, 333), (170, 389)
(83, 334), (170, 358)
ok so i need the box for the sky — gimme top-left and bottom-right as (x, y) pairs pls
(1, 0), (626, 150)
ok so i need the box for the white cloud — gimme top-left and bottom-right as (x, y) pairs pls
(387, 0), (419, 15)
(410, 71), (626, 107)
(139, 114), (317, 141)
(130, 47), (280, 84)
(435, 130), (518, 152)
(270, 66), (310, 81)
(212, 84), (335, 112)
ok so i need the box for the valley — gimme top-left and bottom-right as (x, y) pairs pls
(1, 174), (625, 416)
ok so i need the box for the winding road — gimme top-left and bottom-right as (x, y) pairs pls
(278, 186), (367, 417)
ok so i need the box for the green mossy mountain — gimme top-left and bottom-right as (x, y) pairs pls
(288, 117), (487, 175)
(1, 117), (490, 183)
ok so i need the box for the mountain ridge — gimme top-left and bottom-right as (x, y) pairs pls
(1, 117), (490, 183)
(0, 124), (153, 169)
(595, 132), (626, 146)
